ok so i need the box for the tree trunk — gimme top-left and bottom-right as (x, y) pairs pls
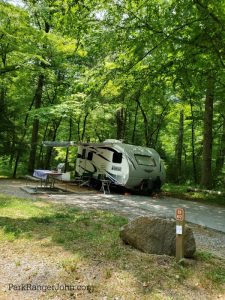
(81, 112), (89, 141)
(175, 110), (184, 183)
(44, 118), (62, 170)
(77, 116), (81, 141)
(27, 17), (50, 174)
(215, 117), (225, 177)
(200, 74), (215, 188)
(12, 93), (36, 178)
(37, 122), (49, 168)
(150, 102), (169, 148)
(0, 87), (6, 120)
(116, 107), (126, 140)
(132, 102), (139, 144)
(136, 98), (149, 146)
(65, 116), (73, 172)
(27, 74), (44, 174)
(190, 100), (197, 183)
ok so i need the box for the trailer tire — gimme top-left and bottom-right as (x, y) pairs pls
(153, 177), (161, 193)
(138, 179), (153, 195)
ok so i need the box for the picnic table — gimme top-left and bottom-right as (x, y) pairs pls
(33, 169), (62, 188)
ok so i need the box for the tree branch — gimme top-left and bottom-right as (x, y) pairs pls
(0, 65), (19, 75)
(193, 0), (223, 27)
(126, 17), (206, 72)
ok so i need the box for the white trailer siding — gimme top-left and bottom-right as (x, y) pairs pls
(113, 144), (165, 189)
(43, 139), (165, 193)
(75, 140), (165, 192)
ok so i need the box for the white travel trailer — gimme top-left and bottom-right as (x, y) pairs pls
(76, 139), (166, 193)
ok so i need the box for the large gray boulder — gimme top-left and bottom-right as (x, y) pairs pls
(120, 216), (196, 257)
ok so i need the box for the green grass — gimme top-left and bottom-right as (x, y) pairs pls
(195, 250), (214, 262)
(162, 183), (225, 207)
(0, 195), (55, 218)
(0, 193), (128, 259)
(207, 267), (225, 284)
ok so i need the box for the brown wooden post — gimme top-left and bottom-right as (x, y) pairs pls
(175, 208), (185, 262)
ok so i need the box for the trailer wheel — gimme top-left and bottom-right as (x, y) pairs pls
(139, 179), (154, 195)
(153, 177), (161, 193)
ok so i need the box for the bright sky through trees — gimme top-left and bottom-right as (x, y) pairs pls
(5, 0), (24, 7)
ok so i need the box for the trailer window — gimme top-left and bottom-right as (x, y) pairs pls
(82, 149), (86, 159)
(135, 155), (156, 166)
(87, 152), (93, 161)
(113, 152), (122, 163)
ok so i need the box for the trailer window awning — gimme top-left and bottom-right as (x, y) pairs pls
(42, 141), (76, 147)
(42, 140), (118, 148)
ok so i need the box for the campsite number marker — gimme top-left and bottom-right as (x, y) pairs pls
(175, 208), (185, 262)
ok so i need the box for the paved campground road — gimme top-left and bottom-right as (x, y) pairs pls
(0, 179), (225, 258)
(47, 193), (225, 233)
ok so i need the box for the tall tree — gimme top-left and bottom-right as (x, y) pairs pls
(175, 110), (184, 183)
(27, 74), (45, 173)
(200, 74), (215, 188)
